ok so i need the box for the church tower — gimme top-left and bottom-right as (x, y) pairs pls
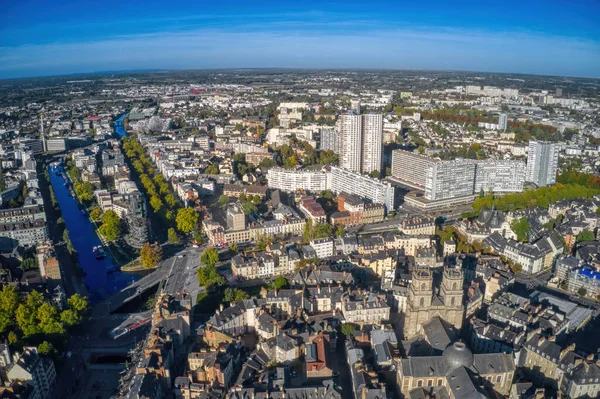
(403, 266), (433, 339)
(440, 266), (465, 330)
(408, 266), (433, 309)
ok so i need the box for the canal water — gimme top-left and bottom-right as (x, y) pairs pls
(49, 165), (139, 303)
(114, 113), (128, 138)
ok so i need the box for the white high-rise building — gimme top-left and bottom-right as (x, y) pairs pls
(338, 112), (383, 174)
(498, 113), (508, 131)
(339, 113), (362, 172)
(425, 160), (476, 201)
(525, 141), (559, 187)
(361, 114), (383, 174)
(474, 160), (525, 193)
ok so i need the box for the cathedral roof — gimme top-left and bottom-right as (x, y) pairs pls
(443, 342), (473, 372)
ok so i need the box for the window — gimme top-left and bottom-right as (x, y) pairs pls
(417, 380), (423, 387)
(451, 297), (455, 306)
(496, 375), (501, 383)
(420, 297), (424, 306)
(437, 378), (443, 386)
(427, 379), (433, 386)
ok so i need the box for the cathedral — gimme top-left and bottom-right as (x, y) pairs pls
(403, 265), (465, 339)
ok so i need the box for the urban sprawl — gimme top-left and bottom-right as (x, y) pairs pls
(0, 70), (598, 399)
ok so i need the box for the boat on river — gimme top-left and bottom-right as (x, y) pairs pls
(93, 246), (106, 260)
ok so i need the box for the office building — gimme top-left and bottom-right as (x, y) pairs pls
(498, 113), (508, 131)
(474, 160), (525, 194)
(350, 99), (361, 113)
(338, 112), (383, 174)
(318, 128), (339, 153)
(425, 160), (476, 201)
(267, 168), (330, 193)
(390, 150), (436, 189)
(227, 203), (246, 231)
(525, 141), (559, 187)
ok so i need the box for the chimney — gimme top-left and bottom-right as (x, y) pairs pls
(219, 304), (224, 312)
(548, 335), (556, 342)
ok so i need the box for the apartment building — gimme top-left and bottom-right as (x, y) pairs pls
(6, 347), (56, 399)
(267, 168), (330, 193)
(310, 238), (335, 258)
(426, 159), (476, 201)
(319, 127), (339, 153)
(526, 141), (559, 187)
(330, 167), (394, 212)
(339, 112), (383, 174)
(391, 149), (436, 189)
(474, 160), (526, 193)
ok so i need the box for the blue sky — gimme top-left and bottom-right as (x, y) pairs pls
(1, 0), (599, 79)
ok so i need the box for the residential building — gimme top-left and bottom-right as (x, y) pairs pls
(525, 141), (559, 187)
(391, 149), (436, 189)
(319, 128), (339, 153)
(338, 112), (383, 174)
(6, 347), (56, 399)
(330, 167), (394, 212)
(310, 238), (335, 258)
(267, 168), (330, 193)
(426, 159), (476, 201)
(474, 160), (526, 194)
(226, 203), (246, 231)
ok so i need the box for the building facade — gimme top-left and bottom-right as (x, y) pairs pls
(525, 141), (559, 187)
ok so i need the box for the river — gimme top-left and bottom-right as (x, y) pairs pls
(49, 165), (140, 303)
(114, 113), (128, 138)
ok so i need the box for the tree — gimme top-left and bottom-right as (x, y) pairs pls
(201, 247), (219, 267)
(16, 291), (44, 337)
(176, 208), (199, 233)
(89, 208), (102, 221)
(341, 323), (356, 336)
(141, 243), (163, 269)
(149, 196), (163, 213)
(223, 288), (249, 303)
(335, 225), (345, 238)
(37, 302), (65, 335)
(99, 210), (122, 241)
(67, 294), (90, 315)
(577, 287), (587, 297)
(168, 228), (180, 244)
(197, 264), (225, 288)
(74, 181), (94, 201)
(369, 170), (381, 179)
(577, 230), (595, 242)
(205, 163), (219, 175)
(165, 194), (177, 208)
(241, 201), (257, 215)
(272, 276), (288, 290)
(7, 331), (18, 346)
(37, 341), (56, 357)
(228, 244), (238, 253)
(60, 309), (81, 327)
(511, 217), (530, 242)
(510, 263), (523, 274)
(283, 155), (298, 169)
(218, 195), (229, 208)
(20, 258), (37, 271)
(0, 285), (20, 334)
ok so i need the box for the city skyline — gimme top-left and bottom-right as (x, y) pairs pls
(1, 0), (600, 79)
